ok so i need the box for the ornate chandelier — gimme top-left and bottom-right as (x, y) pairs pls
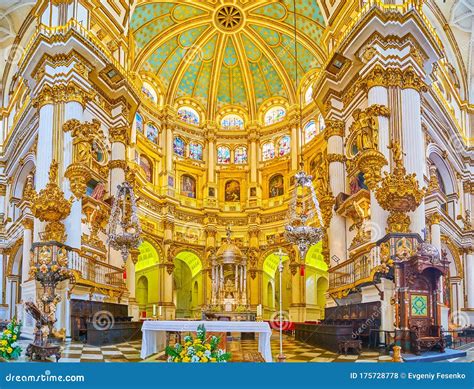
(284, 0), (324, 261)
(285, 170), (324, 260)
(107, 182), (142, 262)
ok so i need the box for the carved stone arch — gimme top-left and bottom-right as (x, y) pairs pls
(11, 157), (35, 199)
(426, 144), (456, 195)
(6, 238), (23, 276)
(260, 245), (294, 269)
(441, 235), (463, 278)
(140, 233), (165, 263)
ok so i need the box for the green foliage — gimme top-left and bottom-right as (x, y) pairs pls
(0, 317), (22, 360)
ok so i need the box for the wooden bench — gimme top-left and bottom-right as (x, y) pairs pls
(338, 339), (362, 355)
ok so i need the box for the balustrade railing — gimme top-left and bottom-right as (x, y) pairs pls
(68, 249), (125, 289)
(329, 246), (381, 290)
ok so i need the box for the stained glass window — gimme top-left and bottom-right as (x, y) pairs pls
(189, 142), (203, 161)
(146, 123), (159, 144)
(305, 86), (313, 105)
(221, 114), (244, 130)
(264, 106), (286, 126)
(217, 146), (231, 164)
(140, 156), (152, 182)
(278, 135), (291, 156)
(173, 137), (186, 157)
(304, 120), (317, 143)
(135, 113), (143, 133)
(177, 106), (200, 125)
(234, 146), (247, 164)
(262, 142), (275, 161)
(141, 83), (157, 103)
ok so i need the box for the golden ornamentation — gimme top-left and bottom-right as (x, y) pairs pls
(429, 212), (442, 225)
(375, 142), (426, 233)
(108, 160), (127, 170)
(324, 119), (345, 140)
(32, 82), (92, 108)
(319, 194), (335, 229)
(64, 163), (91, 199)
(354, 150), (388, 190)
(0, 184), (6, 196)
(427, 165), (440, 193)
(327, 153), (346, 163)
(30, 161), (73, 242)
(21, 218), (34, 230)
(109, 126), (129, 145)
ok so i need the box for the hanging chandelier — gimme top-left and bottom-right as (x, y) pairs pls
(107, 182), (142, 262)
(284, 0), (324, 261)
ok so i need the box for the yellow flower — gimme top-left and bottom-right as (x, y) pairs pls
(182, 357), (190, 363)
(201, 357), (208, 363)
(7, 347), (12, 354)
(196, 351), (203, 357)
(12, 335), (16, 341)
(205, 344), (211, 350)
(210, 358), (217, 362)
(185, 341), (192, 347)
(4, 330), (10, 335)
(174, 357), (179, 362)
(194, 339), (202, 344)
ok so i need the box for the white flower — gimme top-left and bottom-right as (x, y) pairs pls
(204, 350), (211, 358)
(10, 342), (18, 348)
(191, 355), (200, 363)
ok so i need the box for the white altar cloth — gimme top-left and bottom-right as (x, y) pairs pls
(140, 320), (273, 362)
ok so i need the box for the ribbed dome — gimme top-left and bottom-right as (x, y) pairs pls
(130, 0), (326, 120)
(216, 226), (244, 263)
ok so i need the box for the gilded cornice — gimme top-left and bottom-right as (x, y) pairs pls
(323, 119), (345, 140)
(108, 160), (128, 170)
(32, 82), (93, 108)
(364, 65), (428, 92)
(327, 153), (346, 164)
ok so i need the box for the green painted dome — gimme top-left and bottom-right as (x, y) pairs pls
(131, 1), (326, 119)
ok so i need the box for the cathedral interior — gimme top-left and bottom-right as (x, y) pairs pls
(0, 0), (473, 363)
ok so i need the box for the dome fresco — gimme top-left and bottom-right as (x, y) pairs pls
(131, 1), (326, 119)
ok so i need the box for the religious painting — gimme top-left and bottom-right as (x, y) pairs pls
(278, 135), (291, 156)
(349, 172), (368, 195)
(177, 106), (200, 125)
(304, 120), (317, 143)
(146, 123), (159, 144)
(411, 295), (428, 317)
(135, 112), (143, 133)
(181, 175), (196, 198)
(217, 146), (231, 164)
(140, 156), (153, 182)
(250, 187), (257, 197)
(189, 142), (203, 161)
(91, 141), (104, 163)
(225, 180), (240, 202)
(264, 106), (286, 126)
(168, 175), (174, 188)
(262, 142), (275, 161)
(269, 174), (284, 198)
(173, 137), (186, 157)
(221, 114), (244, 130)
(234, 146), (247, 164)
(208, 187), (215, 197)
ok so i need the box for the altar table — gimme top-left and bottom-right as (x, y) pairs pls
(140, 320), (273, 362)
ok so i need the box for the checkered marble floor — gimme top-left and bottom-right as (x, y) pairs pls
(13, 334), (473, 363)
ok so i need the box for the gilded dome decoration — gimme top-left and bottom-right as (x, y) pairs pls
(130, 0), (326, 121)
(216, 226), (245, 264)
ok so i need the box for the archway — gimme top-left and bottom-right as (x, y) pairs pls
(173, 251), (203, 319)
(135, 241), (160, 318)
(136, 276), (149, 318)
(305, 242), (329, 320)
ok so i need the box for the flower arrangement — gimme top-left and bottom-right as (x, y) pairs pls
(0, 318), (22, 360)
(166, 324), (231, 363)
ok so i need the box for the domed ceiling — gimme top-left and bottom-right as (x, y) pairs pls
(131, 1), (327, 119)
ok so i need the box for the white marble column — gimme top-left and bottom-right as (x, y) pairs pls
(326, 124), (346, 266)
(110, 141), (126, 191)
(63, 101), (84, 249)
(368, 86), (390, 236)
(401, 88), (426, 236)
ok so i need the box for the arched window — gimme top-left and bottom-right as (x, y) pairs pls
(318, 114), (326, 132)
(217, 146), (231, 164)
(135, 113), (143, 133)
(304, 120), (317, 143)
(173, 137), (186, 157)
(264, 106), (286, 126)
(141, 82), (157, 103)
(221, 114), (244, 130)
(189, 142), (203, 161)
(305, 85), (313, 105)
(269, 174), (284, 198)
(181, 175), (196, 199)
(177, 106), (200, 126)
(145, 123), (159, 144)
(278, 135), (291, 156)
(262, 142), (275, 161)
(140, 156), (153, 182)
(234, 146), (248, 164)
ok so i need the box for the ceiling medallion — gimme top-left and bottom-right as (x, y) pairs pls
(215, 5), (244, 32)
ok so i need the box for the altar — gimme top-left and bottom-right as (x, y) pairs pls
(140, 320), (273, 362)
